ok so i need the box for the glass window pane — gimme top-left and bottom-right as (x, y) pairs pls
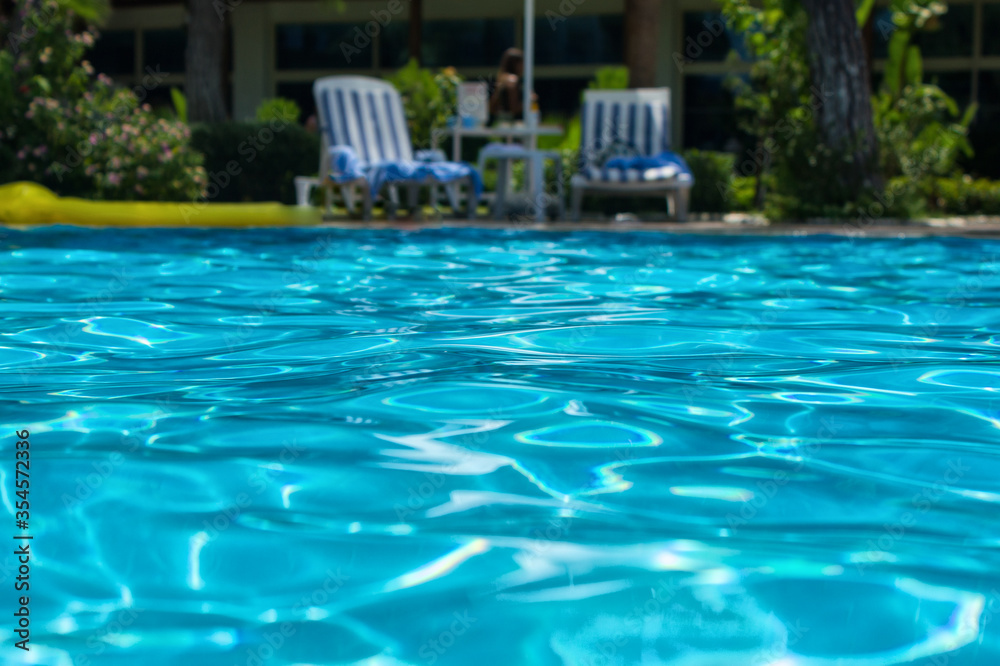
(534, 15), (623, 65)
(871, 4), (973, 59)
(965, 71), (1000, 178)
(683, 74), (744, 152)
(928, 71), (972, 108)
(276, 82), (314, 123)
(534, 77), (589, 117)
(143, 28), (186, 74)
(421, 19), (514, 68)
(89, 29), (135, 77)
(983, 4), (1000, 56)
(380, 20), (410, 70)
(681, 11), (746, 63)
(276, 24), (373, 70)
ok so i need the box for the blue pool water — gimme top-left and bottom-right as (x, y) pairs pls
(2, 227), (1000, 666)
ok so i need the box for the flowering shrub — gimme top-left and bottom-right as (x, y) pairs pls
(0, 0), (207, 200)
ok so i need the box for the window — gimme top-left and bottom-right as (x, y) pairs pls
(276, 24), (373, 70)
(683, 74), (744, 153)
(143, 28), (186, 74)
(535, 15), (624, 65)
(983, 3), (1000, 56)
(929, 71), (973, 108)
(534, 77), (589, 117)
(379, 20), (410, 69)
(88, 29), (135, 77)
(680, 11), (746, 63)
(965, 71), (1000, 177)
(276, 83), (315, 123)
(421, 19), (515, 68)
(871, 4), (973, 59)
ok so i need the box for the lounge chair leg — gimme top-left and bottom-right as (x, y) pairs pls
(324, 184), (333, 215)
(675, 187), (690, 222)
(551, 157), (565, 221)
(494, 157), (509, 220)
(407, 184), (421, 221)
(465, 176), (477, 220)
(430, 184), (441, 218)
(340, 185), (355, 214)
(571, 185), (584, 222)
(386, 185), (400, 221)
(361, 186), (373, 221)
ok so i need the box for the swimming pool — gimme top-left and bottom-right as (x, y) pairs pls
(3, 227), (999, 665)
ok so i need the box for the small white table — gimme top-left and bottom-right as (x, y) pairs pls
(432, 124), (564, 222)
(431, 124), (564, 162)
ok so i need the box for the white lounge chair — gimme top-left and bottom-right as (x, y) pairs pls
(311, 76), (480, 219)
(570, 88), (693, 222)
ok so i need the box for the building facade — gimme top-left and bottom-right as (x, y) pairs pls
(93, 0), (1000, 176)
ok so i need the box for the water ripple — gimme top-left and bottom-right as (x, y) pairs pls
(2, 228), (999, 664)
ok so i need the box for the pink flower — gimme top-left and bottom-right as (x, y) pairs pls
(85, 165), (98, 176)
(136, 166), (149, 180)
(16, 149), (26, 159)
(89, 133), (99, 145)
(32, 146), (47, 157)
(107, 173), (122, 186)
(81, 60), (94, 75)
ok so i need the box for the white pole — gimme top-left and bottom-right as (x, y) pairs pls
(524, 0), (535, 129)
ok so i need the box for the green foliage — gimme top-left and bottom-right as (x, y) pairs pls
(879, 1), (947, 96)
(189, 122), (319, 204)
(388, 59), (461, 149)
(255, 97), (301, 124)
(171, 88), (187, 123)
(870, 0), (975, 215)
(0, 0), (206, 201)
(587, 66), (630, 91)
(729, 176), (758, 212)
(924, 175), (1000, 215)
(682, 149), (735, 213)
(716, 0), (982, 218)
(719, 0), (852, 218)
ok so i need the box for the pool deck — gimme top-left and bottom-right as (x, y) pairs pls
(317, 213), (1000, 238)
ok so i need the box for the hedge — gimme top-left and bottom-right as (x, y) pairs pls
(189, 121), (320, 204)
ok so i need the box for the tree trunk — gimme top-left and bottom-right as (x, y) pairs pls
(408, 0), (422, 64)
(800, 0), (882, 195)
(185, 0), (227, 123)
(624, 0), (659, 88)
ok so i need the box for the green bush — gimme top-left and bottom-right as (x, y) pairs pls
(256, 97), (301, 124)
(587, 66), (630, 91)
(388, 59), (461, 150)
(729, 177), (758, 212)
(189, 122), (320, 204)
(682, 149), (735, 213)
(924, 176), (1000, 216)
(0, 0), (206, 201)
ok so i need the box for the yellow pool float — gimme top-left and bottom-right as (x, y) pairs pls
(0, 182), (321, 228)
